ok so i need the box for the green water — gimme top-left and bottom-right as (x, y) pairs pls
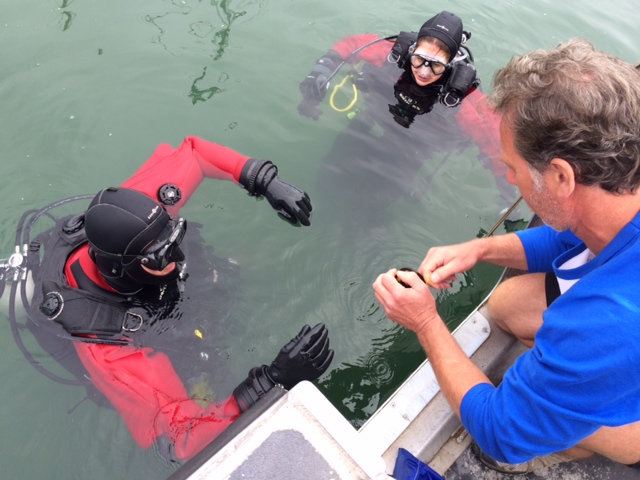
(0, 0), (636, 478)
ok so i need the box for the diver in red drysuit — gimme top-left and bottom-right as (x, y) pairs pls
(298, 11), (516, 217)
(55, 136), (332, 460)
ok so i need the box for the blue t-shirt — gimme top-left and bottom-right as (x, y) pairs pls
(461, 214), (640, 463)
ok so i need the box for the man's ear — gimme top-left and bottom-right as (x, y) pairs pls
(548, 158), (576, 198)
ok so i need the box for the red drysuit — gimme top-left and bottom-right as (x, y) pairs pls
(326, 33), (506, 177)
(67, 136), (251, 460)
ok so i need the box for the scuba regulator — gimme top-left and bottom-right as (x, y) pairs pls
(0, 245), (29, 298)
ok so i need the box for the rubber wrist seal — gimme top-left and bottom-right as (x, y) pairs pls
(232, 365), (277, 413)
(239, 159), (278, 197)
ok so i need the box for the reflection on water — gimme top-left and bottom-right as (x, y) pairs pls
(56, 0), (76, 32)
(189, 66), (225, 104)
(209, 0), (249, 60)
(142, 0), (263, 104)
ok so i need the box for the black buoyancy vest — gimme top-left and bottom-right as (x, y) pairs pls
(27, 214), (145, 345)
(20, 209), (239, 399)
(27, 214), (239, 350)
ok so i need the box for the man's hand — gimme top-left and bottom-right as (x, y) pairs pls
(373, 268), (439, 336)
(419, 240), (484, 290)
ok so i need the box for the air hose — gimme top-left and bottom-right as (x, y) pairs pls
(321, 35), (398, 114)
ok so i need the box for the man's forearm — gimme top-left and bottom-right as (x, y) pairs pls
(474, 232), (528, 270)
(416, 316), (492, 418)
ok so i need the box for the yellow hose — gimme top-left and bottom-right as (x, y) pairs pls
(329, 74), (358, 113)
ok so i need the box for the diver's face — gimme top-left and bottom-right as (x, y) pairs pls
(410, 43), (449, 87)
(137, 217), (186, 277)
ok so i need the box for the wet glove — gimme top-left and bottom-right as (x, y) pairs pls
(239, 158), (313, 226)
(297, 50), (343, 119)
(233, 323), (334, 412)
(266, 323), (334, 389)
(297, 99), (323, 121)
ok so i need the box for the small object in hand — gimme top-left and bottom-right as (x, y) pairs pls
(396, 268), (426, 288)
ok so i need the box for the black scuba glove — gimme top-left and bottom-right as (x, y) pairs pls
(232, 323), (334, 412)
(297, 50), (343, 120)
(266, 323), (334, 389)
(239, 158), (313, 226)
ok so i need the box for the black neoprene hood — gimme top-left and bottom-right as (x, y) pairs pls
(418, 11), (463, 59)
(84, 187), (171, 257)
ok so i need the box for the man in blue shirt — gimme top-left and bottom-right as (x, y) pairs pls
(373, 39), (640, 474)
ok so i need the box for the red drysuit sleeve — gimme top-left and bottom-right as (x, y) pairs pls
(74, 342), (241, 460)
(455, 88), (508, 177)
(330, 34), (394, 68)
(121, 135), (251, 217)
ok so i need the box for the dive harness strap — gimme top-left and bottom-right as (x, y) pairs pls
(38, 279), (142, 345)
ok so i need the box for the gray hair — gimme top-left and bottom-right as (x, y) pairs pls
(488, 39), (640, 193)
